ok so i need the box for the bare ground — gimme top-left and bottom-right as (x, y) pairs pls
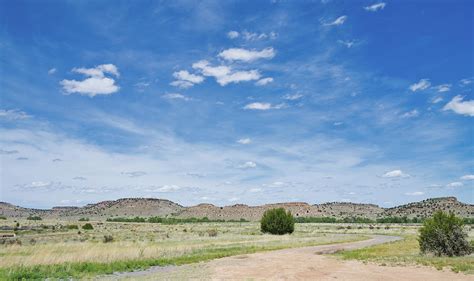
(105, 235), (474, 281)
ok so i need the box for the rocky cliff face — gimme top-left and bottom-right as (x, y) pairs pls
(1, 197), (472, 221)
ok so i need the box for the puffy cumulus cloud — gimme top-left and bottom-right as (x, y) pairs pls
(435, 84), (451, 93)
(237, 138), (252, 144)
(243, 102), (285, 110)
(255, 77), (273, 86)
(446, 182), (463, 187)
(381, 170), (410, 178)
(0, 109), (31, 120)
(162, 93), (192, 101)
(192, 60), (261, 86)
(170, 70), (204, 89)
(60, 64), (120, 97)
(443, 95), (474, 117)
(460, 175), (474, 180)
(364, 2), (386, 12)
(227, 30), (239, 39)
(218, 47), (275, 62)
(323, 16), (347, 26)
(409, 79), (431, 92)
(405, 191), (424, 196)
(238, 161), (257, 169)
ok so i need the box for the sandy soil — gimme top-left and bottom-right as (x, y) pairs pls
(105, 235), (473, 281)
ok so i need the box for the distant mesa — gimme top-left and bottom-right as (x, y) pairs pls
(0, 197), (472, 221)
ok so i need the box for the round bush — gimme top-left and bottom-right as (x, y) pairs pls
(260, 208), (295, 235)
(82, 223), (94, 230)
(418, 211), (472, 257)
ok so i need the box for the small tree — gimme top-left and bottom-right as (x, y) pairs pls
(261, 208), (295, 235)
(418, 211), (472, 257)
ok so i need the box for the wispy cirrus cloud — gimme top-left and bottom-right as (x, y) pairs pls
(364, 3), (386, 12)
(243, 102), (286, 110)
(0, 109), (31, 120)
(323, 16), (347, 26)
(409, 79), (431, 92)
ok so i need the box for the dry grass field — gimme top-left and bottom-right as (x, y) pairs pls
(0, 219), (472, 279)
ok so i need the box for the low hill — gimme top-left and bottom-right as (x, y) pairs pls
(0, 197), (472, 221)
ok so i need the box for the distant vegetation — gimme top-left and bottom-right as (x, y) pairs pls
(78, 218), (89, 221)
(261, 208), (295, 235)
(0, 216), (6, 220)
(106, 216), (248, 224)
(296, 216), (474, 224)
(26, 216), (42, 221)
(419, 211), (472, 257)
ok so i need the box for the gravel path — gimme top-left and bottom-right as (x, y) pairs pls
(101, 235), (473, 280)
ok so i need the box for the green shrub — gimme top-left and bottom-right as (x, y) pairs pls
(82, 223), (94, 230)
(78, 218), (89, 221)
(260, 208), (294, 235)
(67, 225), (79, 230)
(418, 211), (472, 257)
(27, 216), (42, 221)
(0, 216), (6, 220)
(103, 235), (114, 243)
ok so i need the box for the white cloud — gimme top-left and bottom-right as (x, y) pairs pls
(238, 161), (257, 169)
(241, 31), (277, 41)
(48, 68), (57, 75)
(283, 93), (303, 100)
(446, 182), (463, 188)
(149, 185), (182, 193)
(0, 109), (31, 120)
(162, 93), (191, 101)
(338, 40), (356, 48)
(405, 191), (424, 196)
(243, 102), (285, 110)
(401, 109), (419, 119)
(460, 175), (474, 180)
(170, 80), (194, 89)
(237, 138), (252, 144)
(364, 2), (386, 12)
(218, 47), (275, 62)
(431, 97), (443, 104)
(227, 30), (239, 39)
(382, 170), (410, 178)
(60, 64), (120, 97)
(323, 16), (347, 26)
(443, 95), (474, 117)
(192, 60), (261, 86)
(255, 77), (273, 86)
(171, 70), (204, 89)
(435, 84), (451, 92)
(333, 122), (344, 126)
(121, 171), (147, 178)
(249, 188), (262, 193)
(409, 79), (431, 92)
(459, 78), (472, 86)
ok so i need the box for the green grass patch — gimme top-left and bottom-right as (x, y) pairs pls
(335, 235), (474, 273)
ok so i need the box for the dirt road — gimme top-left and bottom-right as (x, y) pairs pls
(106, 235), (473, 280)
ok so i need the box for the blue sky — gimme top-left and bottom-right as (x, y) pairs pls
(1, 0), (473, 208)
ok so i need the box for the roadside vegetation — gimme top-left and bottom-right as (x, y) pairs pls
(336, 211), (474, 273)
